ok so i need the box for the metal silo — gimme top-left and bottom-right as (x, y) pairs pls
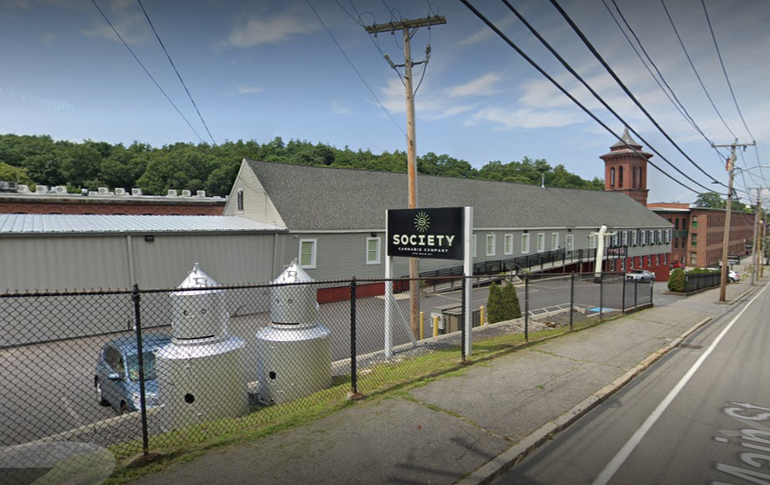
(255, 261), (331, 405)
(155, 263), (249, 430)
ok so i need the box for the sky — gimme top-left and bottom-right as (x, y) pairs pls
(1, 0), (768, 205)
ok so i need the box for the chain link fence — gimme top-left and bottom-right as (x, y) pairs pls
(0, 271), (653, 478)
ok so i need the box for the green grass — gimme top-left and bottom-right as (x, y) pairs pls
(104, 317), (615, 483)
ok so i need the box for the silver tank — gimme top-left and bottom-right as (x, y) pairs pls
(255, 323), (331, 405)
(271, 262), (318, 324)
(169, 263), (228, 340)
(155, 335), (249, 430)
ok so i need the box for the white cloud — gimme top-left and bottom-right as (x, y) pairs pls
(81, 0), (149, 45)
(221, 6), (318, 48)
(332, 101), (350, 115)
(467, 107), (584, 130)
(238, 85), (264, 95)
(443, 73), (503, 98)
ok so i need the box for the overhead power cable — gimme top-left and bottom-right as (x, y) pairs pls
(497, 0), (715, 193)
(137, 0), (216, 145)
(307, 0), (406, 137)
(659, 0), (736, 141)
(458, 0), (701, 195)
(549, 0), (726, 190)
(89, 0), (205, 143)
(701, 0), (754, 142)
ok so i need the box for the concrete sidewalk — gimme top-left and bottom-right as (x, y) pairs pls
(127, 277), (761, 485)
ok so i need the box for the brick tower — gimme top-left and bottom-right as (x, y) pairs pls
(600, 127), (651, 207)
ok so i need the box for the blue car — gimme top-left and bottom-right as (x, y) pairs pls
(94, 334), (171, 414)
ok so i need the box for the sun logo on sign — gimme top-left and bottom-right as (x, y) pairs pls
(414, 211), (430, 233)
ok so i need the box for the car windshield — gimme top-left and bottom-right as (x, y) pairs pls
(126, 352), (158, 382)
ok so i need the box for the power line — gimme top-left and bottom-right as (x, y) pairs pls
(306, 0), (406, 137)
(458, 0), (701, 195)
(89, 0), (205, 143)
(548, 0), (726, 190)
(701, 0), (755, 142)
(136, 0), (216, 145)
(659, 0), (736, 140)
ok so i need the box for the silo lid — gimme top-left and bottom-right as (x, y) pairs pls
(178, 263), (219, 288)
(273, 260), (313, 284)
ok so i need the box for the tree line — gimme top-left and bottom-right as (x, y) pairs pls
(0, 134), (604, 196)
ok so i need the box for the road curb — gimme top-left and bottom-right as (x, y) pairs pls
(457, 316), (713, 485)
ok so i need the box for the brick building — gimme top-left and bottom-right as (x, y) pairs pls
(650, 203), (754, 268)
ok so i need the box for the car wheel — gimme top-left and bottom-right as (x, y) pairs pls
(120, 402), (131, 415)
(95, 379), (109, 406)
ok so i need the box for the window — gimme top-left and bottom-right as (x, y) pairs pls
(674, 238), (679, 249)
(620, 258), (625, 271)
(565, 234), (574, 251)
(486, 234), (496, 257)
(619, 166), (624, 187)
(690, 252), (697, 265)
(675, 218), (680, 230)
(692, 216), (698, 229)
(589, 234), (597, 249)
(299, 239), (317, 269)
(551, 233), (559, 250)
(504, 234), (514, 255)
(366, 237), (381, 265)
(622, 231), (628, 246)
(236, 188), (244, 212)
(610, 259), (616, 271)
(640, 230), (647, 246)
(521, 234), (530, 254)
(473, 235), (477, 257)
(655, 254), (660, 266)
(647, 255), (652, 267)
(657, 230), (662, 244)
(537, 233), (545, 252)
(691, 234), (698, 246)
(610, 167), (616, 188)
(663, 253), (668, 265)
(630, 257), (634, 269)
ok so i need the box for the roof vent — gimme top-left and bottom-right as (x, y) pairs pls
(131, 188), (142, 196)
(97, 187), (109, 196)
(181, 190), (192, 197)
(36, 185), (48, 194)
(18, 184), (30, 193)
(54, 185), (67, 194)
(167, 189), (178, 197)
(115, 188), (127, 196)
(196, 190), (206, 197)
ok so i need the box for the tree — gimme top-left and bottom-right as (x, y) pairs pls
(694, 192), (725, 209)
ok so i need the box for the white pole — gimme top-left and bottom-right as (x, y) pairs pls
(464, 207), (473, 357)
(385, 210), (394, 359)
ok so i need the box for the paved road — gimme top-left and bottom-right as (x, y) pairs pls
(491, 281), (770, 484)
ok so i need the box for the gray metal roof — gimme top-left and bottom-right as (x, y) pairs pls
(0, 214), (284, 235)
(243, 160), (670, 230)
(610, 126), (642, 149)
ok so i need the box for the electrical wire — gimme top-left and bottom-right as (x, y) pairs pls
(306, 0), (406, 137)
(497, 0), (716, 193)
(701, 0), (754, 142)
(549, 0), (726, 190)
(136, 0), (216, 145)
(659, 0), (736, 141)
(458, 0), (702, 195)
(89, 0), (205, 143)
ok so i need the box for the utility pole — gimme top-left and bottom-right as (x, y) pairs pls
(366, 15), (446, 339)
(751, 188), (761, 286)
(713, 140), (756, 301)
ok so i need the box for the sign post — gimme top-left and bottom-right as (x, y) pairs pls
(385, 207), (471, 358)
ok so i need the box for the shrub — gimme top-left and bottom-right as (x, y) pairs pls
(668, 268), (686, 292)
(501, 282), (522, 320)
(487, 281), (505, 323)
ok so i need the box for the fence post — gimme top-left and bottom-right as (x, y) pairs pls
(349, 277), (362, 399)
(524, 275), (530, 342)
(650, 279), (654, 305)
(419, 311), (424, 340)
(131, 284), (149, 456)
(569, 271), (575, 332)
(480, 306), (485, 326)
(599, 272), (604, 321)
(461, 277), (467, 362)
